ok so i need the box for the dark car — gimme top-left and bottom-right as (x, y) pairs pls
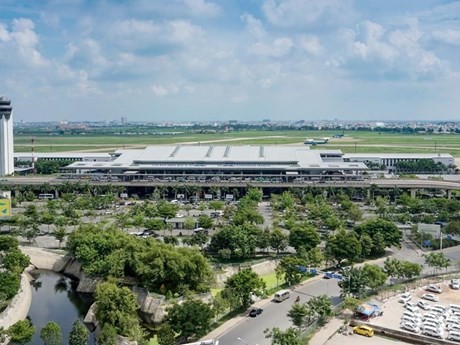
(249, 308), (263, 317)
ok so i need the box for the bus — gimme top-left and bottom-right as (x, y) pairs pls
(38, 193), (54, 200)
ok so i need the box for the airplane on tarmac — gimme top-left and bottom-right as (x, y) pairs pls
(304, 137), (329, 146)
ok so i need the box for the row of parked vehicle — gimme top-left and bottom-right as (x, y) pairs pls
(399, 291), (460, 341)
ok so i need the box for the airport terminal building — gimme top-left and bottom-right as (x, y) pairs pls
(60, 145), (368, 182)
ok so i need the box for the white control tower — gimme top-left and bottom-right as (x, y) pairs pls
(0, 97), (14, 176)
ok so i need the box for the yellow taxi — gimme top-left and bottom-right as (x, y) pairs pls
(353, 325), (374, 337)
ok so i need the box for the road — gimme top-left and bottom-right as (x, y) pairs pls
(217, 278), (341, 345)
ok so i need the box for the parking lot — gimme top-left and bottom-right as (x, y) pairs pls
(325, 332), (403, 345)
(368, 280), (460, 341)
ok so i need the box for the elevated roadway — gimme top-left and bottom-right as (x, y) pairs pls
(0, 176), (459, 192)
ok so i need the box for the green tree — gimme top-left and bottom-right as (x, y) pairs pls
(198, 215), (213, 229)
(52, 226), (67, 248)
(264, 327), (303, 345)
(297, 247), (324, 268)
(383, 257), (402, 283)
(339, 267), (367, 298)
(246, 188), (263, 203)
(95, 282), (140, 338)
(1, 249), (29, 273)
(98, 325), (117, 345)
(157, 323), (175, 345)
(223, 269), (266, 308)
(308, 294), (333, 321)
(0, 271), (21, 299)
(424, 252), (451, 274)
(325, 230), (361, 266)
(166, 300), (214, 341)
(184, 217), (196, 235)
(40, 321), (62, 345)
(354, 218), (402, 251)
(276, 256), (307, 286)
(362, 264), (388, 289)
(69, 319), (89, 345)
(209, 200), (224, 211)
(269, 228), (288, 255)
(371, 231), (386, 257)
(8, 320), (35, 345)
(400, 261), (423, 279)
(287, 303), (309, 329)
(288, 224), (320, 252)
(359, 234), (373, 259)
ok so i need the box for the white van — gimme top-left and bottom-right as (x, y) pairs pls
(274, 290), (290, 302)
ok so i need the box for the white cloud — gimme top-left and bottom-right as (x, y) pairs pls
(168, 20), (204, 42)
(183, 0), (220, 17)
(249, 37), (293, 57)
(151, 83), (180, 96)
(336, 18), (447, 79)
(262, 0), (353, 27)
(298, 35), (323, 55)
(432, 29), (460, 46)
(0, 23), (11, 42)
(241, 13), (266, 39)
(114, 19), (160, 36)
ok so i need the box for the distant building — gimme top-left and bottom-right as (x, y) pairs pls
(0, 97), (14, 176)
(344, 153), (455, 173)
(121, 116), (128, 124)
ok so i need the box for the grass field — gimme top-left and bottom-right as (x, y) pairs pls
(13, 130), (460, 156)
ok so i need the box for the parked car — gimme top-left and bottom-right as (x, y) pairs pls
(399, 292), (412, 303)
(418, 301), (432, 310)
(353, 325), (374, 337)
(249, 308), (263, 317)
(451, 279), (460, 290)
(401, 315), (421, 325)
(423, 326), (445, 338)
(404, 301), (418, 309)
(448, 331), (460, 342)
(424, 320), (444, 329)
(426, 284), (443, 294)
(422, 294), (439, 302)
(400, 322), (420, 333)
(447, 323), (460, 332)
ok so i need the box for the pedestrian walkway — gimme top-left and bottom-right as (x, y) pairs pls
(309, 318), (344, 345)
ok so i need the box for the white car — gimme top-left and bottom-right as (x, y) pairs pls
(406, 305), (420, 314)
(401, 315), (421, 325)
(399, 292), (412, 303)
(426, 284), (443, 294)
(448, 323), (460, 332)
(451, 279), (460, 290)
(448, 331), (460, 342)
(401, 322), (420, 333)
(404, 301), (418, 309)
(433, 305), (449, 314)
(423, 326), (445, 338)
(424, 320), (445, 329)
(403, 312), (422, 322)
(418, 301), (431, 310)
(422, 293), (440, 302)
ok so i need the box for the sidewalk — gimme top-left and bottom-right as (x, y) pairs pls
(308, 318), (344, 345)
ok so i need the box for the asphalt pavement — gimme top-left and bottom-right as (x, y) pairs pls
(217, 278), (341, 345)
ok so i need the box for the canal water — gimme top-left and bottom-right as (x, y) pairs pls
(27, 270), (95, 345)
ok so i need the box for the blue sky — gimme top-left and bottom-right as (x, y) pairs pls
(1, 0), (460, 122)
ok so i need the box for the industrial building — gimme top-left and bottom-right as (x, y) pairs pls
(343, 153), (455, 173)
(61, 145), (368, 181)
(0, 97), (14, 176)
